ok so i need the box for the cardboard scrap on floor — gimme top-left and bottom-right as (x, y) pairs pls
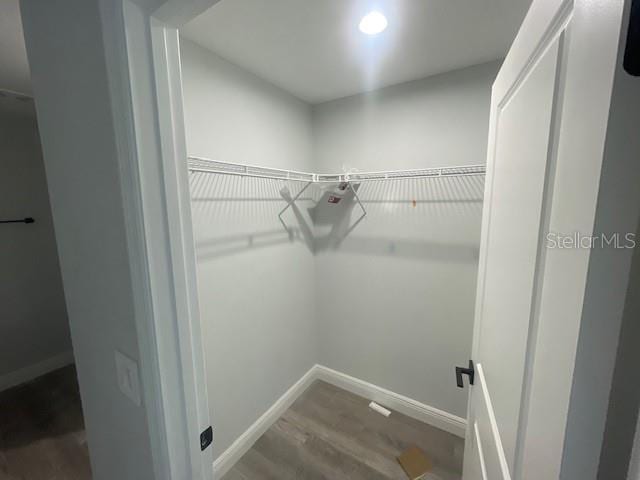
(397, 446), (432, 479)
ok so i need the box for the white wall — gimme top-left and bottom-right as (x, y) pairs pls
(312, 62), (498, 418)
(312, 61), (499, 172)
(182, 37), (497, 456)
(21, 0), (157, 477)
(0, 95), (71, 383)
(180, 39), (317, 458)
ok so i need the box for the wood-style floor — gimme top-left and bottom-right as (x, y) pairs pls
(0, 366), (92, 480)
(222, 380), (464, 480)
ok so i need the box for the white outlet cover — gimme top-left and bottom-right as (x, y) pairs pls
(115, 350), (142, 406)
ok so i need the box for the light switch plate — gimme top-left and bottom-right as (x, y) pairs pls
(115, 350), (142, 406)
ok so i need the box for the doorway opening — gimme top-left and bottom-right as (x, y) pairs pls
(174, 1), (529, 477)
(0, 91), (91, 480)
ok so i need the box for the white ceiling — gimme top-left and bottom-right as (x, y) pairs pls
(0, 0), (31, 96)
(0, 0), (532, 103)
(182, 0), (532, 104)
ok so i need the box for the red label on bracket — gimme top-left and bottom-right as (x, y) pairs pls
(328, 195), (342, 204)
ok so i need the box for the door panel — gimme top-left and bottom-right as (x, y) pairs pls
(464, 0), (627, 478)
(478, 37), (560, 472)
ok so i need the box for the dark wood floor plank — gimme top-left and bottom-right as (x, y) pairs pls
(0, 366), (91, 480)
(234, 447), (296, 480)
(288, 399), (406, 477)
(316, 381), (463, 470)
(221, 467), (248, 480)
(300, 434), (390, 480)
(221, 380), (463, 480)
(285, 405), (402, 478)
(321, 383), (463, 472)
(291, 381), (461, 477)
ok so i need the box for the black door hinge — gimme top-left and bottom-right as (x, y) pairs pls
(200, 426), (213, 451)
(455, 360), (475, 388)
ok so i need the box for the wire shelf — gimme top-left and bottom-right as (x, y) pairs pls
(188, 156), (316, 182)
(187, 156), (485, 183)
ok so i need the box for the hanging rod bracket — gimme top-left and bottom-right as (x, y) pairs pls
(278, 181), (313, 239)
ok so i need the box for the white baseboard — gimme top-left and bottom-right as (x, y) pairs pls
(314, 365), (467, 438)
(213, 364), (467, 477)
(0, 350), (75, 392)
(213, 366), (318, 478)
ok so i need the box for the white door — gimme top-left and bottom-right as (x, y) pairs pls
(463, 0), (626, 479)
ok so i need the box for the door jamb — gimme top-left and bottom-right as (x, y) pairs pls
(104, 1), (222, 478)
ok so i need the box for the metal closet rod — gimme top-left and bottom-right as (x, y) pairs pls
(187, 156), (486, 183)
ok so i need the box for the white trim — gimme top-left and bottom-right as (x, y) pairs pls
(474, 422), (489, 480)
(0, 351), (75, 392)
(213, 366), (318, 477)
(213, 364), (467, 477)
(314, 365), (467, 438)
(149, 18), (213, 478)
(104, 2), (175, 478)
(116, 3), (213, 479)
(475, 363), (511, 479)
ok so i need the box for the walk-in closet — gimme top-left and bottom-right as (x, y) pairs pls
(178, 1), (529, 478)
(15, 0), (639, 477)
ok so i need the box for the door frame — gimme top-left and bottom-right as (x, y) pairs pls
(101, 1), (222, 478)
(103, 0), (640, 479)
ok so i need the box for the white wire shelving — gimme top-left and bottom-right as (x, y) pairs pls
(187, 156), (485, 183)
(188, 156), (485, 237)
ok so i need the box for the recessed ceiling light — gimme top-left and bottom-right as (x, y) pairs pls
(359, 11), (388, 35)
